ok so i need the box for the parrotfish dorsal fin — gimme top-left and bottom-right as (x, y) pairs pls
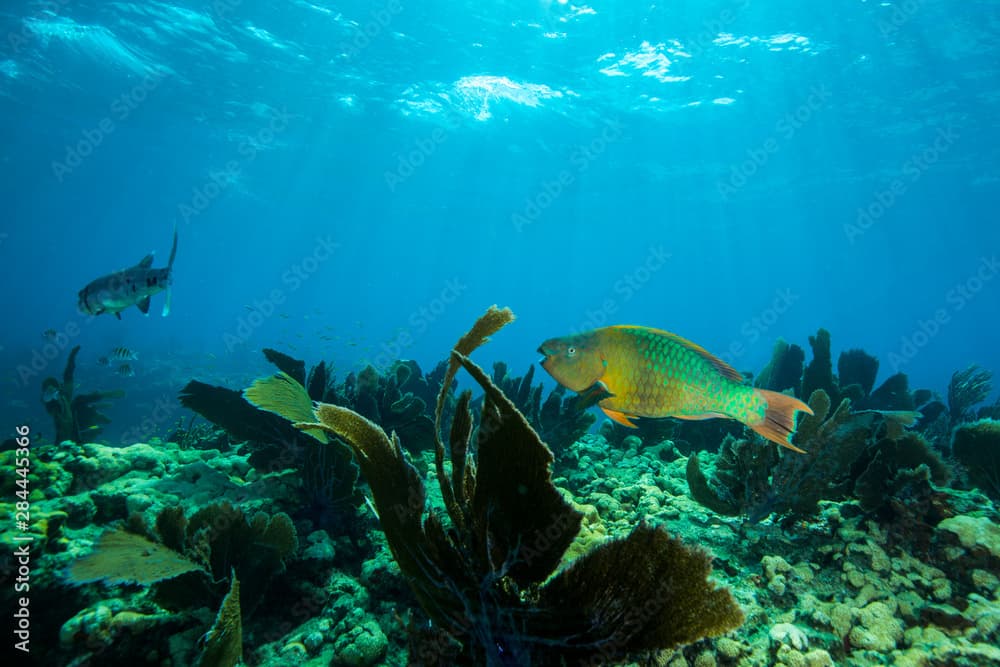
(137, 296), (151, 314)
(135, 253), (154, 269)
(613, 325), (746, 383)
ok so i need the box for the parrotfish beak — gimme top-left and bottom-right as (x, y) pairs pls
(537, 345), (553, 369)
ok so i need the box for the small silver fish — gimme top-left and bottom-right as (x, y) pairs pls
(78, 226), (177, 319)
(117, 364), (136, 377)
(97, 356), (109, 367)
(42, 329), (57, 341)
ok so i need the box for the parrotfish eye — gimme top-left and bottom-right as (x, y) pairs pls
(567, 346), (577, 357)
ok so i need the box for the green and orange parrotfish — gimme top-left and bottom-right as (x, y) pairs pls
(538, 325), (813, 453)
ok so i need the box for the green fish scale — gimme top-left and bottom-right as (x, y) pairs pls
(619, 328), (758, 420)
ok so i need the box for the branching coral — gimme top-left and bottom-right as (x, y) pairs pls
(179, 377), (361, 528)
(294, 306), (744, 663)
(492, 361), (596, 457)
(755, 338), (806, 394)
(42, 346), (123, 443)
(948, 365), (993, 423)
(686, 388), (946, 521)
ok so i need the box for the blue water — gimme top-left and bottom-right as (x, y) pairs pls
(2, 0), (998, 443)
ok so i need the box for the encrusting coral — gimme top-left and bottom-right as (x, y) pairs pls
(288, 306), (744, 664)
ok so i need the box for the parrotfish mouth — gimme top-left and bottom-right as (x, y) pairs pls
(537, 346), (552, 367)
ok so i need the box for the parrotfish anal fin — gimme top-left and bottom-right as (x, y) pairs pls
(674, 412), (728, 421)
(601, 407), (638, 428)
(135, 253), (154, 269)
(137, 296), (151, 314)
(115, 312), (122, 320)
(614, 325), (745, 383)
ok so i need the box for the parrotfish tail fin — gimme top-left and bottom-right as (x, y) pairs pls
(750, 389), (813, 454)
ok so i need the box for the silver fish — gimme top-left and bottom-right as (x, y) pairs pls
(78, 226), (177, 319)
(116, 364), (136, 377)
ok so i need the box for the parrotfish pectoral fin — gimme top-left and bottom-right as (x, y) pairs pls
(601, 407), (639, 428)
(135, 253), (155, 269)
(137, 296), (151, 315)
(115, 312), (122, 320)
(162, 287), (172, 317)
(750, 389), (812, 454)
(575, 381), (615, 410)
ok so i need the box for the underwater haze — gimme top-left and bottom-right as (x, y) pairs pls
(3, 1), (1000, 666)
(2, 0), (998, 436)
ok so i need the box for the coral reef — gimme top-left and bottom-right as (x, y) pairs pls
(42, 345), (123, 443)
(687, 389), (951, 522)
(491, 360), (597, 456)
(952, 419), (1000, 500)
(295, 306), (744, 663)
(949, 365), (993, 424)
(198, 573), (242, 667)
(755, 338), (806, 394)
(67, 529), (203, 585)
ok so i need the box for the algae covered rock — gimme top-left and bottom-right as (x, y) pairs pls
(332, 619), (387, 667)
(937, 515), (1000, 559)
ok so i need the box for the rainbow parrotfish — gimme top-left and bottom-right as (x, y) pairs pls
(538, 325), (813, 453)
